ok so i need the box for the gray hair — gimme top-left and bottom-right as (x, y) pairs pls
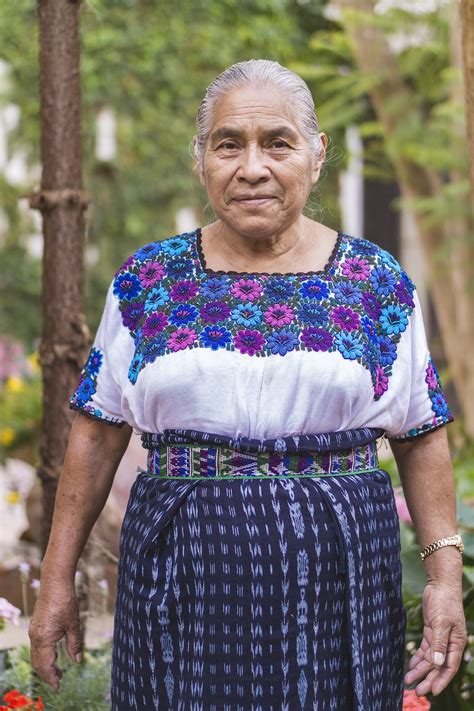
(194, 59), (324, 165)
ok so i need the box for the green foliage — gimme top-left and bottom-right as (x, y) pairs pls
(0, 643), (112, 710)
(0, 366), (41, 464)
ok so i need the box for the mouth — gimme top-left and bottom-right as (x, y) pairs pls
(233, 196), (276, 207)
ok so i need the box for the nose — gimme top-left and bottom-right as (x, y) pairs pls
(236, 144), (271, 184)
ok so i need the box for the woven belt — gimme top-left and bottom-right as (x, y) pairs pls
(142, 440), (380, 479)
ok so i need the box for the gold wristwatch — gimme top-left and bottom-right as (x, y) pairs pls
(420, 534), (464, 561)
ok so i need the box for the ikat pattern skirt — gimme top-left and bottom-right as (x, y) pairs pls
(111, 431), (406, 711)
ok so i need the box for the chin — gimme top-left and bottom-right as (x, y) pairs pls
(223, 215), (285, 240)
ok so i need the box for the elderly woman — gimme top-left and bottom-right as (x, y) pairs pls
(30, 60), (466, 710)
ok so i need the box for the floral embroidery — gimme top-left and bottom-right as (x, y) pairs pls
(69, 347), (123, 425)
(112, 229), (422, 399)
(426, 358), (452, 420)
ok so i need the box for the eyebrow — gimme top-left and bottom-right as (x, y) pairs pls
(210, 125), (299, 145)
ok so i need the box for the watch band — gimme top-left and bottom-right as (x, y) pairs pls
(420, 534), (464, 561)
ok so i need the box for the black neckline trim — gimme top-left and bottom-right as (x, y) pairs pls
(194, 227), (345, 278)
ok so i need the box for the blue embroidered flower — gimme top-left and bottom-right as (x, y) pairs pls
(377, 335), (397, 366)
(297, 301), (329, 327)
(169, 304), (199, 326)
(142, 334), (167, 363)
(128, 352), (145, 384)
(85, 347), (103, 376)
(144, 286), (170, 311)
(161, 237), (190, 256)
(380, 250), (402, 272)
(231, 303), (263, 327)
(75, 376), (96, 404)
(333, 282), (362, 305)
(264, 278), (296, 302)
(431, 393), (450, 418)
(114, 272), (142, 301)
(335, 332), (364, 360)
(200, 326), (232, 351)
(369, 267), (397, 296)
(380, 305), (409, 335)
(134, 242), (162, 261)
(349, 239), (377, 256)
(200, 276), (230, 299)
(361, 292), (382, 320)
(166, 258), (194, 279)
(266, 329), (299, 356)
(361, 316), (378, 343)
(300, 279), (330, 300)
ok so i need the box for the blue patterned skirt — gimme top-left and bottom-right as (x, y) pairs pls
(111, 429), (406, 710)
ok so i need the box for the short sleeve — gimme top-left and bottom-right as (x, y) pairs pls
(69, 279), (133, 427)
(386, 289), (453, 441)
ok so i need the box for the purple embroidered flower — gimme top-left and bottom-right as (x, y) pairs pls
(85, 347), (103, 376)
(230, 279), (263, 302)
(169, 304), (199, 326)
(113, 272), (142, 300)
(332, 306), (360, 331)
(369, 267), (397, 296)
(231, 303), (262, 327)
(333, 282), (362, 305)
(200, 276), (230, 299)
(380, 305), (409, 335)
(377, 335), (397, 366)
(394, 281), (415, 307)
(234, 329), (266, 356)
(264, 304), (295, 327)
(118, 254), (136, 272)
(341, 257), (370, 281)
(121, 301), (145, 331)
(266, 329), (299, 356)
(335, 332), (364, 360)
(168, 327), (197, 351)
(361, 292), (382, 320)
(138, 261), (166, 287)
(200, 326), (232, 351)
(170, 280), (199, 302)
(167, 258), (194, 279)
(374, 365), (389, 397)
(142, 312), (168, 337)
(145, 286), (170, 310)
(300, 327), (333, 352)
(297, 302), (328, 327)
(200, 300), (232, 324)
(264, 279), (296, 302)
(299, 279), (329, 300)
(425, 361), (438, 391)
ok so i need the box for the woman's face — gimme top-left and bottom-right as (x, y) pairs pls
(198, 83), (327, 240)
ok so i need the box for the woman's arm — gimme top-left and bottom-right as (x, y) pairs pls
(390, 427), (467, 697)
(29, 412), (132, 689)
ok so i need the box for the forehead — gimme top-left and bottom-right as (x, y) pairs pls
(208, 83), (303, 137)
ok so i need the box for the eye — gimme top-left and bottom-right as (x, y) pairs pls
(269, 139), (290, 149)
(217, 141), (239, 151)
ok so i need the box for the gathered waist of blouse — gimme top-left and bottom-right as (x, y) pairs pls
(140, 427), (383, 479)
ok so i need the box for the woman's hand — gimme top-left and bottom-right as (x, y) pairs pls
(404, 581), (467, 697)
(29, 581), (82, 690)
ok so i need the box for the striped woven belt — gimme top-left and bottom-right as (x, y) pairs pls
(141, 429), (381, 479)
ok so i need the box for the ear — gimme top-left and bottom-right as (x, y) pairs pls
(311, 132), (328, 184)
(193, 136), (206, 185)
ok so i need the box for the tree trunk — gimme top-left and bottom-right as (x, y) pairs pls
(460, 0), (474, 210)
(29, 0), (90, 551)
(333, 0), (474, 438)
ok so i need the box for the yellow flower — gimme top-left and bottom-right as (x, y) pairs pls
(27, 352), (40, 373)
(6, 490), (21, 505)
(0, 427), (15, 446)
(5, 377), (24, 393)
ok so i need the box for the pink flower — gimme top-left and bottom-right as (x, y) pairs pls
(234, 329), (265, 356)
(0, 597), (21, 626)
(264, 304), (295, 327)
(425, 362), (437, 391)
(403, 688), (430, 709)
(230, 279), (263, 302)
(374, 365), (389, 396)
(168, 327), (197, 351)
(341, 257), (370, 281)
(332, 306), (360, 331)
(138, 261), (166, 287)
(394, 487), (413, 525)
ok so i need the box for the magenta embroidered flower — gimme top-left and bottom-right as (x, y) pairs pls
(264, 304), (295, 327)
(230, 279), (263, 302)
(168, 327), (197, 351)
(300, 327), (333, 352)
(425, 362), (438, 391)
(374, 365), (389, 396)
(200, 300), (232, 324)
(142, 312), (168, 337)
(234, 329), (265, 356)
(138, 261), (166, 287)
(341, 257), (370, 281)
(170, 280), (199, 302)
(332, 306), (360, 331)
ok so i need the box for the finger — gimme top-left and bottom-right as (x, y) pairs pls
(404, 658), (432, 685)
(65, 621), (83, 663)
(430, 626), (450, 668)
(30, 643), (63, 689)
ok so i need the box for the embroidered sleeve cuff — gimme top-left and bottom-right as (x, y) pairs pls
(387, 413), (454, 442)
(69, 401), (126, 428)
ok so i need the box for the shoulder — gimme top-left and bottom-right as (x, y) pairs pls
(338, 233), (415, 287)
